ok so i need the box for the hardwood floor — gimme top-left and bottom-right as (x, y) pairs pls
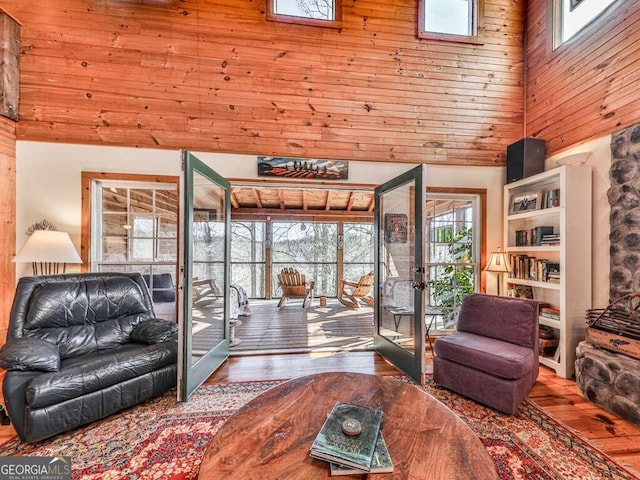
(2, 351), (640, 476)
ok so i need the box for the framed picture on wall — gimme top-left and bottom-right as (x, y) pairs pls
(384, 213), (408, 243)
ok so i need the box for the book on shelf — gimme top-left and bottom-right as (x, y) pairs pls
(531, 226), (554, 246)
(330, 433), (394, 476)
(509, 255), (560, 283)
(309, 402), (384, 472)
(515, 229), (529, 246)
(543, 188), (560, 209)
(540, 233), (560, 246)
(540, 307), (560, 320)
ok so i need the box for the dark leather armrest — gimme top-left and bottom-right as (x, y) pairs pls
(131, 318), (178, 344)
(0, 337), (60, 372)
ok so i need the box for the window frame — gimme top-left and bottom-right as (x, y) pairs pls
(266, 0), (343, 29)
(552, 0), (620, 50)
(418, 0), (484, 45)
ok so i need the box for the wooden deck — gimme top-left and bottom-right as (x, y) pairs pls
(231, 298), (375, 354)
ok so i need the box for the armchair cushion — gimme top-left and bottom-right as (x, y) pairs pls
(0, 337), (60, 372)
(434, 331), (536, 380)
(131, 319), (178, 344)
(25, 342), (176, 409)
(457, 293), (538, 348)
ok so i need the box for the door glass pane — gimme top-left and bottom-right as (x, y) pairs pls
(425, 195), (479, 329)
(190, 172), (226, 366)
(378, 183), (416, 355)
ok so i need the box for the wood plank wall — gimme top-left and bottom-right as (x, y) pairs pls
(525, 0), (640, 155)
(0, 0), (525, 166)
(0, 116), (15, 341)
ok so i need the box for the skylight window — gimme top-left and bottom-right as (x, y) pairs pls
(267, 0), (342, 28)
(555, 0), (619, 48)
(418, 0), (481, 43)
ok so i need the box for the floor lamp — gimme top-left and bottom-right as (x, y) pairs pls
(13, 230), (82, 275)
(484, 249), (511, 296)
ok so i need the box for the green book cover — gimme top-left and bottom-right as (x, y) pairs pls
(330, 432), (394, 476)
(309, 402), (384, 472)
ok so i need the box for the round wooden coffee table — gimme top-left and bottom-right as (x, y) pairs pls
(199, 372), (498, 479)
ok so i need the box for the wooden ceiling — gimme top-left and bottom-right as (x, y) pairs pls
(231, 186), (373, 212)
(230, 185), (374, 222)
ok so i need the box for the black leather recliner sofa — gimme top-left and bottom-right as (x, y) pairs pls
(0, 272), (178, 442)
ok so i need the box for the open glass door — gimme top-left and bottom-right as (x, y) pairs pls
(177, 151), (231, 401)
(374, 165), (427, 383)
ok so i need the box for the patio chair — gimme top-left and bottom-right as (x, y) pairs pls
(277, 267), (315, 308)
(338, 271), (375, 309)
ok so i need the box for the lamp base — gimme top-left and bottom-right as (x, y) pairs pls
(32, 262), (67, 276)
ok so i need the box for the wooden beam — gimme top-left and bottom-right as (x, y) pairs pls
(367, 197), (375, 213)
(0, 10), (19, 121)
(346, 192), (355, 212)
(252, 189), (263, 209)
(302, 190), (308, 210)
(325, 191), (333, 211)
(277, 190), (285, 210)
(232, 209), (373, 223)
(230, 190), (240, 209)
(0, 115), (15, 345)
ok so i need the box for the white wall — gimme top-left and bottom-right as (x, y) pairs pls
(15, 142), (505, 282)
(545, 135), (612, 309)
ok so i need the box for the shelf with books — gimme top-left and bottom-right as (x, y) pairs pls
(504, 165), (591, 379)
(506, 206), (561, 221)
(507, 246), (561, 253)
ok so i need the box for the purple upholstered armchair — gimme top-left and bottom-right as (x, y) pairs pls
(433, 293), (540, 415)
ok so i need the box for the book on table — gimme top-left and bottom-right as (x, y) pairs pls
(309, 402), (384, 472)
(330, 432), (394, 476)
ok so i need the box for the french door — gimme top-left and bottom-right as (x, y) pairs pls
(374, 165), (427, 384)
(177, 151), (231, 401)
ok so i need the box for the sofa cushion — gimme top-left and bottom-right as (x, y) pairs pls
(131, 319), (178, 344)
(25, 341), (177, 409)
(23, 277), (152, 359)
(457, 293), (538, 348)
(434, 331), (536, 380)
(0, 337), (60, 372)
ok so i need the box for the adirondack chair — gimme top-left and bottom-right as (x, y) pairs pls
(277, 267), (315, 308)
(338, 272), (375, 309)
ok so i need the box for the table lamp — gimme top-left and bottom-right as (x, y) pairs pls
(13, 230), (82, 275)
(484, 248), (511, 296)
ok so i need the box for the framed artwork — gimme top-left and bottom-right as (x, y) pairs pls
(257, 156), (348, 180)
(509, 190), (542, 214)
(384, 213), (408, 243)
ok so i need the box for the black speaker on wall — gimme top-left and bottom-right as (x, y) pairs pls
(506, 138), (546, 184)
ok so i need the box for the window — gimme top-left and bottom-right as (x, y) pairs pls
(92, 180), (178, 296)
(425, 194), (481, 326)
(267, 0), (342, 28)
(554, 0), (619, 48)
(231, 221), (266, 298)
(418, 0), (481, 42)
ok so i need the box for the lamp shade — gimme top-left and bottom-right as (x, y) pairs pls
(13, 230), (82, 264)
(484, 250), (511, 273)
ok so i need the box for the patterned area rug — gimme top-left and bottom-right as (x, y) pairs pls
(0, 377), (638, 480)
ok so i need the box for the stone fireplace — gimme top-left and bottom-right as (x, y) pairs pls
(575, 122), (640, 425)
